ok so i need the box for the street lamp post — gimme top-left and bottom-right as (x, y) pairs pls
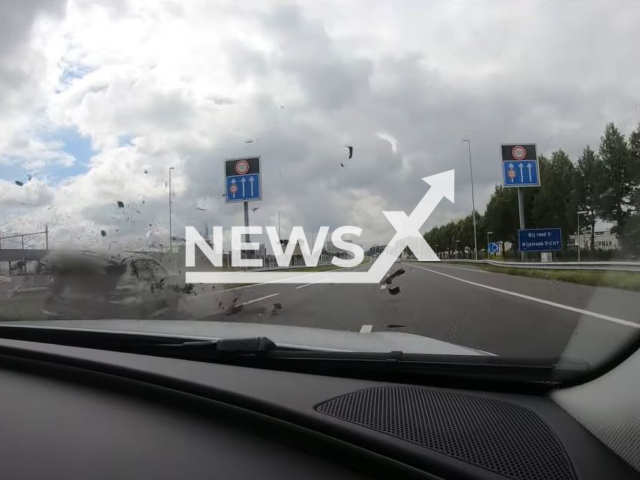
(577, 210), (588, 262)
(487, 231), (493, 257)
(462, 140), (478, 260)
(169, 167), (175, 253)
(455, 239), (461, 258)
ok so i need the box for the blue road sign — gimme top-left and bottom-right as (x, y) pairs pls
(518, 228), (562, 252)
(503, 160), (539, 187)
(226, 173), (260, 202)
(501, 144), (540, 188)
(225, 157), (261, 203)
(488, 242), (500, 254)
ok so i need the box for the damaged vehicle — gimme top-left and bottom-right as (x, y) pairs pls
(40, 251), (181, 320)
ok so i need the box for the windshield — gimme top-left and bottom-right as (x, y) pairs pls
(1, 0), (639, 380)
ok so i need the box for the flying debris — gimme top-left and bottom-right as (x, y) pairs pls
(15, 181), (24, 186)
(245, 139), (254, 144)
(27, 175), (32, 181)
(251, 207), (259, 212)
(100, 230), (107, 237)
(144, 170), (148, 174)
(341, 145), (354, 167)
(117, 201), (125, 208)
(195, 207), (207, 211)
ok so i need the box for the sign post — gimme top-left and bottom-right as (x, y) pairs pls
(501, 144), (540, 261)
(225, 157), (262, 248)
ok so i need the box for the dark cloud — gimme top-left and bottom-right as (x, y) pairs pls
(0, 0), (66, 111)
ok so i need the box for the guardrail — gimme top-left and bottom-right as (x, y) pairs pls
(439, 259), (640, 273)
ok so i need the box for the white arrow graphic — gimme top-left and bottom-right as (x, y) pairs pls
(527, 163), (533, 182)
(519, 163), (524, 181)
(187, 170), (455, 284)
(249, 176), (254, 196)
(241, 177), (246, 197)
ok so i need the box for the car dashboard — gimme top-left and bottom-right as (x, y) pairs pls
(0, 337), (637, 480)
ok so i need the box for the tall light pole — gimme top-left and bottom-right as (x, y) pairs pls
(577, 210), (588, 262)
(169, 166), (175, 253)
(462, 140), (478, 260)
(487, 231), (493, 257)
(455, 239), (461, 258)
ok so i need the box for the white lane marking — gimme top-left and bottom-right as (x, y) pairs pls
(412, 264), (640, 329)
(295, 266), (368, 290)
(360, 325), (373, 334)
(240, 293), (280, 306)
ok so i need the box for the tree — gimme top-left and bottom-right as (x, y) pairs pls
(572, 146), (603, 250)
(598, 123), (632, 234)
(629, 123), (640, 214)
(532, 150), (575, 248)
(484, 185), (519, 254)
(624, 123), (640, 256)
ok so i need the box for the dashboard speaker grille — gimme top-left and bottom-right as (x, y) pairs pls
(316, 387), (574, 480)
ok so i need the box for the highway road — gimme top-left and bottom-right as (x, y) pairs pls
(183, 261), (640, 363)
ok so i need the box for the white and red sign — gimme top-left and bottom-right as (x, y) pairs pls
(235, 160), (249, 175)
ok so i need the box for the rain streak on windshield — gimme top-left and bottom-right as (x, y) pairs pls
(1, 1), (640, 372)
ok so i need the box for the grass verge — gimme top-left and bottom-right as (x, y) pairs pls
(481, 265), (640, 292)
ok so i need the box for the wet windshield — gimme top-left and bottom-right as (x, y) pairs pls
(1, 1), (639, 376)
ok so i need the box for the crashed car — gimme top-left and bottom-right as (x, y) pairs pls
(41, 251), (181, 320)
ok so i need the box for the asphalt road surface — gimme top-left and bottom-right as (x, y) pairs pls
(183, 261), (640, 363)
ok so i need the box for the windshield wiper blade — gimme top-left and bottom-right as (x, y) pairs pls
(156, 336), (277, 353)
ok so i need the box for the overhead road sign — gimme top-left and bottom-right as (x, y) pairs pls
(225, 157), (261, 203)
(501, 144), (540, 187)
(518, 228), (562, 252)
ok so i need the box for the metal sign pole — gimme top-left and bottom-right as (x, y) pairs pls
(518, 188), (525, 262)
(243, 201), (250, 241)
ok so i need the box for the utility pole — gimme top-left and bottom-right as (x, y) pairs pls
(45, 225), (49, 250)
(462, 140), (478, 260)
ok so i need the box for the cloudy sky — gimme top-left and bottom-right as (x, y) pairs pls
(1, 0), (639, 252)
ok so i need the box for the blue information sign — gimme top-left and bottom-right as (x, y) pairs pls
(225, 157), (261, 203)
(488, 242), (500, 254)
(518, 228), (562, 252)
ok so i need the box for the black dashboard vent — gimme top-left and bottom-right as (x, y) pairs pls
(316, 387), (574, 480)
